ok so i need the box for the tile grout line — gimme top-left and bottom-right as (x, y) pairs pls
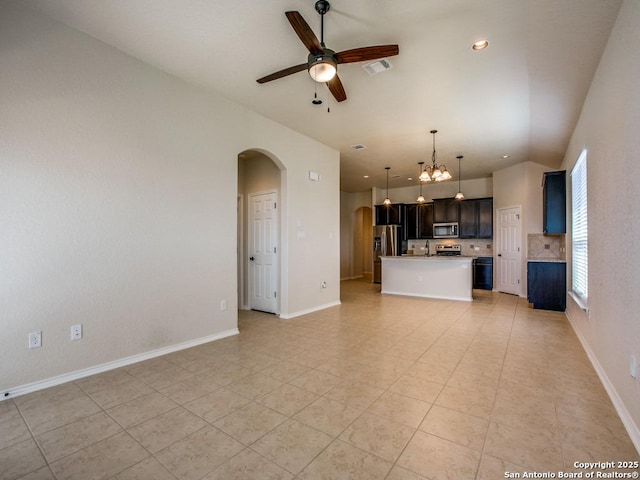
(473, 293), (519, 479)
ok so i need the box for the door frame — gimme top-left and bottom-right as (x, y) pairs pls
(496, 204), (523, 296)
(237, 195), (248, 310)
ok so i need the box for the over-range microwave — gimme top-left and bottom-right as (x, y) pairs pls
(433, 222), (459, 238)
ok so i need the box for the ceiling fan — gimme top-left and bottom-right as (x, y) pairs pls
(256, 0), (399, 102)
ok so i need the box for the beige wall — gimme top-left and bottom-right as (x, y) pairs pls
(561, 0), (640, 449)
(0, 3), (340, 394)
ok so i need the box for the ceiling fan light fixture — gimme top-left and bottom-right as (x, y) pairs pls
(308, 53), (337, 82)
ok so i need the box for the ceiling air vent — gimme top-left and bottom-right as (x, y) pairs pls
(362, 59), (392, 76)
(351, 144), (367, 150)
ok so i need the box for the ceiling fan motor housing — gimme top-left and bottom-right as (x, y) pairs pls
(315, 0), (330, 15)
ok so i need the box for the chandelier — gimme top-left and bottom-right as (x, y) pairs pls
(419, 130), (451, 182)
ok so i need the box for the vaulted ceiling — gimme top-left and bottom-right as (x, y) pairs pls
(21, 0), (622, 192)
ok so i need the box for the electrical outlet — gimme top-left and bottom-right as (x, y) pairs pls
(220, 299), (227, 311)
(321, 281), (327, 289)
(71, 324), (82, 341)
(28, 331), (42, 349)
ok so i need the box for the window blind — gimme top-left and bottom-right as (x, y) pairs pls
(571, 151), (588, 304)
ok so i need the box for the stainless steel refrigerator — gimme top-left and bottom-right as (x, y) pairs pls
(373, 225), (401, 283)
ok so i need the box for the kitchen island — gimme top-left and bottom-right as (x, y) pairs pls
(381, 256), (473, 301)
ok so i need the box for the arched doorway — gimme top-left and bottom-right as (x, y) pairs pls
(353, 206), (373, 280)
(237, 149), (285, 314)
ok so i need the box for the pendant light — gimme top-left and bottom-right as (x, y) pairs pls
(455, 155), (465, 200)
(383, 167), (392, 205)
(416, 162), (426, 203)
(420, 130), (451, 182)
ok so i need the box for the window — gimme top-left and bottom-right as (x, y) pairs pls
(571, 150), (588, 307)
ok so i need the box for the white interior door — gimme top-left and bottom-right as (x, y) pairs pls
(497, 206), (522, 295)
(248, 191), (279, 313)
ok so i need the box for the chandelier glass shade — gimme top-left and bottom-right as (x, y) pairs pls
(308, 53), (337, 82)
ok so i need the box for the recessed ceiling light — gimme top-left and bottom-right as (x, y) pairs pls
(351, 144), (367, 150)
(472, 40), (489, 51)
(502, 154), (510, 158)
(407, 177), (413, 181)
(363, 175), (369, 178)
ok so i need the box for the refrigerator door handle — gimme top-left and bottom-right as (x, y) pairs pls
(381, 229), (387, 256)
(390, 226), (396, 256)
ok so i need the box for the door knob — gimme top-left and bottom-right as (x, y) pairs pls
(249, 256), (255, 261)
(498, 254), (502, 257)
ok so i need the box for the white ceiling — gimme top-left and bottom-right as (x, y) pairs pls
(21, 0), (622, 192)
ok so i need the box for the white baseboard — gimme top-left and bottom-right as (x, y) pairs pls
(1, 328), (239, 401)
(381, 290), (472, 302)
(565, 310), (640, 454)
(279, 300), (341, 319)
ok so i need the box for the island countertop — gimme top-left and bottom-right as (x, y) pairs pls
(381, 255), (473, 301)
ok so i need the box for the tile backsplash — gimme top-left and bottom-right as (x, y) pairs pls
(528, 233), (566, 260)
(407, 238), (493, 257)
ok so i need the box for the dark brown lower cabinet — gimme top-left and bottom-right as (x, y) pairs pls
(527, 261), (566, 311)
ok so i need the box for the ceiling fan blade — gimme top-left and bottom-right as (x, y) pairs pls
(336, 45), (399, 64)
(285, 11), (323, 55)
(326, 75), (347, 103)
(257, 63), (308, 84)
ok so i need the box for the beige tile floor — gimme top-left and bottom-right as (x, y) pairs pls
(1, 278), (638, 480)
